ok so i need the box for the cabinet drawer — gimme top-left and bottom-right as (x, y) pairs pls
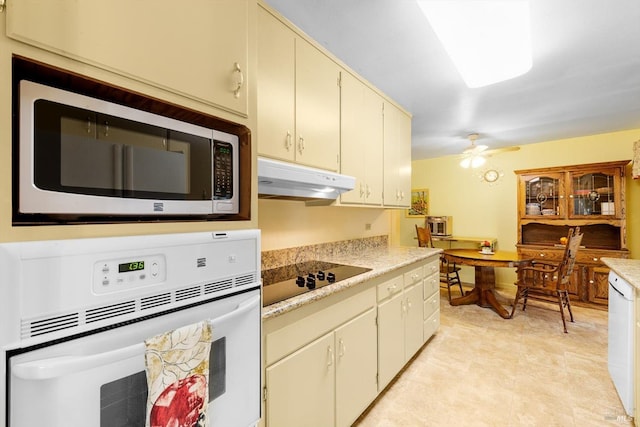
(520, 247), (628, 266)
(404, 266), (423, 286)
(519, 248), (564, 263)
(423, 273), (439, 300)
(377, 275), (403, 303)
(423, 258), (440, 278)
(423, 293), (439, 320)
(423, 309), (440, 342)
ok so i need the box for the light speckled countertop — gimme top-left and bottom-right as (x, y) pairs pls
(601, 257), (640, 291)
(262, 246), (442, 319)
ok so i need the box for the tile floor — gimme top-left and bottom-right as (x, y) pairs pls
(354, 291), (634, 427)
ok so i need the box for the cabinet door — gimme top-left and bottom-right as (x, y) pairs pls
(265, 333), (335, 427)
(335, 308), (377, 427)
(404, 282), (424, 358)
(518, 172), (565, 218)
(383, 101), (411, 207)
(377, 291), (405, 390)
(568, 168), (622, 219)
(295, 38), (341, 171)
(8, 0), (250, 116)
(257, 6), (296, 162)
(340, 72), (383, 205)
(587, 266), (610, 306)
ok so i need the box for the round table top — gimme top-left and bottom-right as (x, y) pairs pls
(443, 248), (533, 267)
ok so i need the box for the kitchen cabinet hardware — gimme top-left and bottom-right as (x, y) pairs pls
(232, 62), (244, 98)
(327, 346), (334, 367)
(285, 131), (292, 151)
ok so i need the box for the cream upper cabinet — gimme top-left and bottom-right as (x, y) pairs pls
(340, 71), (384, 205)
(7, 0), (250, 117)
(257, 5), (340, 171)
(383, 101), (412, 208)
(257, 6), (296, 162)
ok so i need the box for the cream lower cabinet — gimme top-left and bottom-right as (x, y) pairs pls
(264, 287), (377, 427)
(7, 0), (251, 116)
(266, 332), (335, 427)
(377, 264), (426, 390)
(264, 257), (440, 426)
(423, 258), (441, 341)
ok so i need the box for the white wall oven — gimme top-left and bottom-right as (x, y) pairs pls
(12, 56), (251, 223)
(0, 230), (261, 427)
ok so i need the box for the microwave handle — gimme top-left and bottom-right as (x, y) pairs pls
(12, 294), (260, 381)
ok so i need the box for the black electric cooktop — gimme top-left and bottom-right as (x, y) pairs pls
(262, 260), (371, 306)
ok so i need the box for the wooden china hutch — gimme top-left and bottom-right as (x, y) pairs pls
(515, 160), (630, 309)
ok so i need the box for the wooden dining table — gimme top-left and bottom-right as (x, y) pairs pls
(443, 249), (533, 319)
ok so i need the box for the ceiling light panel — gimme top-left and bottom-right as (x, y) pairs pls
(418, 0), (533, 88)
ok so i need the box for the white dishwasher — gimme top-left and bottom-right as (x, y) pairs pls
(608, 270), (635, 417)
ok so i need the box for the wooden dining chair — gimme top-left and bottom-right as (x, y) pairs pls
(510, 227), (584, 333)
(415, 224), (463, 302)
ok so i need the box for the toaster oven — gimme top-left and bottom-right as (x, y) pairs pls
(427, 216), (452, 236)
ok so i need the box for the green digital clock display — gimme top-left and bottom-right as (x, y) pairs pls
(118, 261), (145, 273)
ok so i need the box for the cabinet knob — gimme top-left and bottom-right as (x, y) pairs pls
(387, 284), (397, 293)
(593, 257), (599, 262)
(539, 253), (545, 257)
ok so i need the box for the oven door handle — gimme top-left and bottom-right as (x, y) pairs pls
(12, 294), (260, 380)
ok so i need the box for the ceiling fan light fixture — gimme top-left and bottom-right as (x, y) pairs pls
(459, 154), (486, 169)
(418, 0), (532, 88)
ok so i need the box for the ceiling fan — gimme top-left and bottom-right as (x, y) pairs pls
(459, 133), (520, 168)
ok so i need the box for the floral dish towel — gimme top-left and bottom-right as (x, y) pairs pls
(145, 321), (212, 427)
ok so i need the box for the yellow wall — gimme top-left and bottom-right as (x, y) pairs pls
(404, 129), (640, 287)
(258, 199), (392, 251)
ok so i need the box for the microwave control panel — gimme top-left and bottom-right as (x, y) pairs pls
(213, 140), (234, 200)
(93, 254), (166, 294)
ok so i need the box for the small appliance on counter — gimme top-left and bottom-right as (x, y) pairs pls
(427, 216), (453, 236)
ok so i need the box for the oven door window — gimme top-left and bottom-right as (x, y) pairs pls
(100, 337), (226, 426)
(8, 291), (260, 427)
(33, 100), (212, 201)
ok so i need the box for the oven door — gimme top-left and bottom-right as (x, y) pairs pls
(8, 290), (260, 427)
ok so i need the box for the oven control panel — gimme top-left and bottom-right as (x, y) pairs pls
(93, 254), (166, 294)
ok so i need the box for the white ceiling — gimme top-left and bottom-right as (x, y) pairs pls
(264, 0), (640, 160)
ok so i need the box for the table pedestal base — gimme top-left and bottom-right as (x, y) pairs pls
(449, 266), (511, 319)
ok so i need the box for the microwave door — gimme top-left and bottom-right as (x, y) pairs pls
(123, 145), (188, 195)
(60, 134), (124, 192)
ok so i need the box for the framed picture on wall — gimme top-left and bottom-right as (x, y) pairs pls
(406, 188), (429, 217)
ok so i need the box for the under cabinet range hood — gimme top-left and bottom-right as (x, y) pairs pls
(258, 157), (355, 201)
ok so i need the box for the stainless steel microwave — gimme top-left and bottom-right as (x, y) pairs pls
(18, 80), (239, 217)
